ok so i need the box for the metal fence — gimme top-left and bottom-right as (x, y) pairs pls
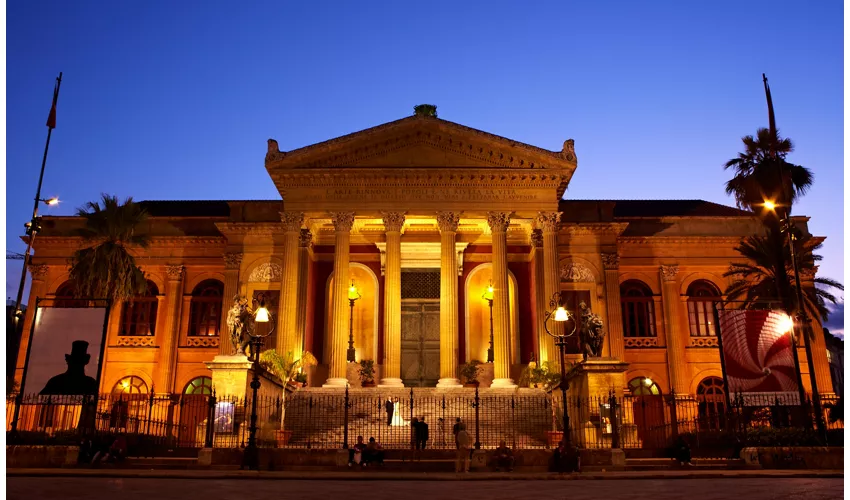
(6, 389), (843, 456)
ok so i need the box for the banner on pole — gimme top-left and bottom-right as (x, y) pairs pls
(717, 309), (800, 405)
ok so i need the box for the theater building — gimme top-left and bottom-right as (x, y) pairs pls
(15, 107), (834, 401)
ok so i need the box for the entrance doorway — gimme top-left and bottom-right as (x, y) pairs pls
(400, 300), (440, 387)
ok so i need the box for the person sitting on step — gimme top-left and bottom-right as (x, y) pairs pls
(492, 440), (515, 472)
(364, 437), (384, 466)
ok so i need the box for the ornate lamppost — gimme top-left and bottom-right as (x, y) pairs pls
(542, 292), (577, 445)
(482, 280), (495, 363)
(242, 297), (273, 471)
(346, 280), (361, 363)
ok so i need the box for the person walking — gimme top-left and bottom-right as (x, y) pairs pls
(455, 423), (472, 473)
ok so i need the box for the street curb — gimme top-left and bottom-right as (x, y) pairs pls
(6, 469), (844, 481)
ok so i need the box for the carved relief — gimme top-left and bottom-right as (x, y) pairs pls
(535, 211), (562, 232)
(330, 212), (355, 232)
(280, 211), (305, 232)
(299, 229), (313, 248)
(223, 252), (243, 270)
(560, 262), (595, 283)
(28, 264), (49, 280)
(186, 336), (220, 348)
(530, 229), (544, 248)
(166, 265), (185, 281)
(660, 265), (679, 283)
(248, 263), (282, 282)
(561, 139), (577, 162)
(382, 212), (406, 232)
(116, 336), (156, 348)
(602, 253), (620, 270)
(624, 337), (658, 348)
(266, 138), (285, 162)
(486, 211), (512, 233)
(436, 211), (461, 232)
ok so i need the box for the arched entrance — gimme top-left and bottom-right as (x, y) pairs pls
(325, 263), (380, 363)
(178, 376), (213, 447)
(627, 376), (666, 448)
(464, 264), (520, 364)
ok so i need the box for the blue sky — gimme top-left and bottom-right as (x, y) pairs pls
(5, 1), (843, 332)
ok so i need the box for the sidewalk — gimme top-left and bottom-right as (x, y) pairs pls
(7, 468), (843, 481)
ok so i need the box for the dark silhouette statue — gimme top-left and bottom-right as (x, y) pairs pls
(39, 340), (99, 396)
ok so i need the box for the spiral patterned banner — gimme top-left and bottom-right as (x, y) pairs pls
(717, 309), (799, 404)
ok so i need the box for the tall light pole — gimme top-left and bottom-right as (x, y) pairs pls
(242, 298), (273, 471)
(542, 292), (577, 445)
(346, 280), (361, 363)
(482, 280), (495, 363)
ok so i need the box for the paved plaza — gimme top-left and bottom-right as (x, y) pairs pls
(7, 477), (843, 500)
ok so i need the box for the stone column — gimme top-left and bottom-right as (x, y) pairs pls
(324, 212), (355, 387)
(380, 212), (405, 387)
(279, 211), (304, 357)
(660, 265), (687, 394)
(436, 212), (462, 388)
(488, 211), (516, 388)
(530, 230), (549, 365)
(801, 269), (834, 394)
(295, 229), (313, 355)
(536, 212), (562, 366)
(14, 264), (49, 385)
(602, 253), (625, 360)
(219, 252), (243, 356)
(159, 264), (185, 393)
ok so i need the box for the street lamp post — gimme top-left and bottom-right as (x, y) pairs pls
(542, 292), (577, 445)
(346, 280), (361, 363)
(242, 298), (273, 471)
(482, 280), (495, 363)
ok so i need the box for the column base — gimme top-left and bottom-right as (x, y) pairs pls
(436, 378), (462, 388)
(490, 378), (517, 389)
(322, 377), (349, 388)
(378, 378), (404, 388)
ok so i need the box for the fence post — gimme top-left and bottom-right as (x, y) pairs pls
(307, 396), (314, 449)
(473, 386), (481, 450)
(205, 390), (216, 448)
(609, 392), (620, 449)
(669, 391), (679, 441)
(511, 395), (516, 449)
(409, 387), (415, 450)
(343, 385), (350, 449)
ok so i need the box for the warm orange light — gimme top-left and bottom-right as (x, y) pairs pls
(254, 305), (270, 323)
(644, 378), (653, 387)
(763, 200), (776, 212)
(778, 314), (794, 333)
(482, 281), (495, 302)
(348, 280), (361, 301)
(553, 306), (569, 322)
(46, 197), (60, 206)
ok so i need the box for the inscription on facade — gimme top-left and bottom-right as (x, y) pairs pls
(311, 187), (539, 203)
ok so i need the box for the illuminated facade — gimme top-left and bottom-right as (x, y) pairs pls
(15, 110), (834, 399)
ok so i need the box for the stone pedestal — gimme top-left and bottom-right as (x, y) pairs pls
(206, 354), (255, 398)
(572, 358), (629, 399)
(569, 358), (632, 449)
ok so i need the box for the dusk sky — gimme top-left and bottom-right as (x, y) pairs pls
(6, 2), (844, 333)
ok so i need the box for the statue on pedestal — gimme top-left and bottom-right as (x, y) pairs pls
(226, 294), (254, 356)
(578, 301), (605, 360)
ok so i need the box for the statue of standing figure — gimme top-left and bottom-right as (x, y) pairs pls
(578, 301), (605, 360)
(226, 294), (254, 356)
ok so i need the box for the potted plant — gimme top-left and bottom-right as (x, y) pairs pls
(359, 359), (376, 387)
(461, 360), (482, 387)
(259, 349), (318, 447)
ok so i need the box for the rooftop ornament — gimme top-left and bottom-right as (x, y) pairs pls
(413, 104), (438, 118)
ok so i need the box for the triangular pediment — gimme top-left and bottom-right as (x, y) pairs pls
(265, 115), (577, 172)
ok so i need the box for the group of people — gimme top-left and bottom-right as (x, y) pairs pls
(348, 436), (385, 467)
(77, 435), (128, 465)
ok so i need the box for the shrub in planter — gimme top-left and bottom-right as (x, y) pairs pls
(461, 361), (482, 386)
(359, 359), (377, 387)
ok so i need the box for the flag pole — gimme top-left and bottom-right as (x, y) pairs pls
(9, 72), (63, 379)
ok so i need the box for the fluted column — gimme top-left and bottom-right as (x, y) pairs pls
(219, 252), (243, 356)
(14, 264), (49, 385)
(660, 265), (687, 394)
(324, 212), (355, 387)
(602, 253), (625, 360)
(378, 212), (405, 387)
(536, 212), (562, 366)
(278, 211), (304, 358)
(436, 212), (462, 388)
(295, 229), (312, 356)
(159, 264), (185, 392)
(488, 212), (516, 388)
(530, 230), (548, 365)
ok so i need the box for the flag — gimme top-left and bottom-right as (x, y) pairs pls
(46, 73), (62, 129)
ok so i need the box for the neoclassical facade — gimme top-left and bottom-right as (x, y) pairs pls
(15, 110), (834, 398)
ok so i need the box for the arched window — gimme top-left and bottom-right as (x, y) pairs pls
(184, 376), (213, 395)
(53, 281), (83, 308)
(697, 376), (726, 429)
(620, 280), (656, 338)
(628, 376), (662, 396)
(687, 280), (721, 337)
(112, 376), (148, 396)
(110, 376), (148, 432)
(188, 280), (224, 337)
(119, 280), (159, 336)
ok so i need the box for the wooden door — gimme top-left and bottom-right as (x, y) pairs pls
(400, 300), (440, 387)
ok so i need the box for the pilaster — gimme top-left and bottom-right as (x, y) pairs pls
(159, 264), (185, 392)
(219, 252), (243, 356)
(659, 265), (687, 394)
(602, 253), (625, 360)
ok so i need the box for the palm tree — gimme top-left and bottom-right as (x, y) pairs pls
(68, 194), (150, 301)
(724, 235), (843, 336)
(258, 349), (318, 430)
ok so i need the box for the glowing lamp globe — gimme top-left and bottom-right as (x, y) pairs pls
(348, 281), (361, 301)
(778, 314), (794, 333)
(553, 306), (569, 322)
(763, 200), (776, 211)
(254, 305), (270, 323)
(482, 282), (495, 301)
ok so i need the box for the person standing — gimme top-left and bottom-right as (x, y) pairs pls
(452, 417), (462, 447)
(455, 423), (472, 473)
(384, 398), (394, 427)
(416, 416), (429, 450)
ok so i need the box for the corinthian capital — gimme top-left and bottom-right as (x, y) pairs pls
(223, 252), (243, 270)
(280, 211), (305, 232)
(28, 264), (49, 280)
(486, 211), (513, 233)
(330, 212), (355, 232)
(381, 212), (406, 232)
(530, 229), (544, 248)
(166, 264), (185, 281)
(436, 211), (461, 233)
(602, 253), (620, 270)
(659, 265), (679, 282)
(535, 212), (562, 233)
(299, 229), (313, 248)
